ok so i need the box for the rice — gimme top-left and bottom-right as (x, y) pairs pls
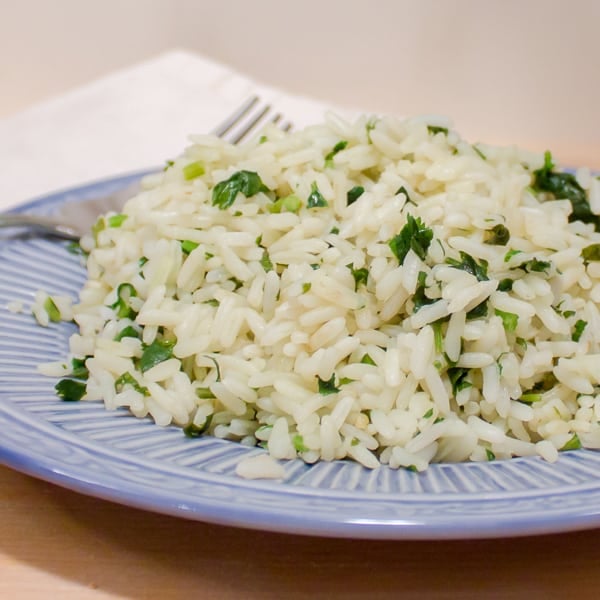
(47, 113), (600, 477)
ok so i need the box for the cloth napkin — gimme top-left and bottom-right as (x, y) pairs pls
(0, 50), (351, 212)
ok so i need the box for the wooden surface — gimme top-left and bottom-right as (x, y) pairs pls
(1, 464), (600, 599)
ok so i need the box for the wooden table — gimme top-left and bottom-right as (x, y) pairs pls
(1, 463), (600, 598)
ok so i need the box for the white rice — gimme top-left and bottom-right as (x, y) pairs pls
(47, 113), (600, 477)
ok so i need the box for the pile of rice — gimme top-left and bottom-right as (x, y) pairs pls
(40, 113), (600, 477)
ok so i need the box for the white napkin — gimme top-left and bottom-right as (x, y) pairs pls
(0, 50), (349, 211)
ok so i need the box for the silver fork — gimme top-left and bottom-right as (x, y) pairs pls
(0, 96), (292, 241)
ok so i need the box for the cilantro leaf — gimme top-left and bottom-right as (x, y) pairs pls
(325, 140), (348, 167)
(388, 214), (434, 264)
(582, 243), (600, 262)
(212, 170), (270, 209)
(446, 251), (489, 281)
(307, 182), (328, 208)
(494, 308), (519, 332)
(484, 224), (510, 246)
(184, 414), (213, 438)
(561, 433), (582, 451)
(347, 264), (368, 291)
(572, 319), (587, 342)
(139, 339), (175, 373)
(447, 367), (472, 396)
(55, 379), (86, 401)
(346, 186), (364, 205)
(427, 125), (449, 135)
(317, 374), (340, 395)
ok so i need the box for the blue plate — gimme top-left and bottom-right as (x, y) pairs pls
(2, 173), (600, 540)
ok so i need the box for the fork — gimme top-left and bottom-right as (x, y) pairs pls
(0, 96), (292, 241)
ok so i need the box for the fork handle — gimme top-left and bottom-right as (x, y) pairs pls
(0, 213), (80, 241)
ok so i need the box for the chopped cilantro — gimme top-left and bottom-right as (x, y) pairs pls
(427, 125), (449, 135)
(485, 448), (495, 461)
(498, 278), (514, 292)
(181, 240), (199, 254)
(206, 355), (222, 382)
(504, 249), (523, 262)
(339, 377), (354, 386)
(582, 243), (600, 262)
(484, 224), (510, 246)
(183, 161), (205, 180)
(533, 151), (598, 230)
(70, 358), (89, 380)
(66, 241), (85, 256)
(388, 214), (434, 264)
(395, 185), (415, 205)
(473, 145), (487, 160)
(347, 264), (369, 291)
(447, 367), (472, 396)
(195, 387), (214, 399)
(330, 226), (340, 235)
(423, 408), (434, 419)
(432, 319), (444, 354)
(139, 339), (175, 373)
(109, 283), (137, 319)
(572, 319), (587, 342)
(292, 434), (309, 453)
(114, 325), (140, 341)
(258, 135), (268, 144)
(521, 258), (552, 274)
(302, 282), (311, 293)
(347, 186), (365, 205)
(360, 354), (376, 366)
(204, 299), (220, 307)
(115, 372), (149, 396)
(325, 140), (348, 167)
(561, 433), (582, 451)
(365, 118), (378, 143)
(260, 250), (274, 273)
(446, 251), (489, 281)
(268, 193), (302, 213)
(43, 296), (61, 322)
(495, 308), (519, 332)
(413, 271), (436, 312)
(317, 374), (340, 395)
(518, 393), (543, 404)
(184, 414), (213, 437)
(163, 160), (175, 171)
(55, 379), (86, 401)
(466, 300), (488, 320)
(307, 182), (328, 208)
(108, 213), (127, 228)
(212, 170), (270, 209)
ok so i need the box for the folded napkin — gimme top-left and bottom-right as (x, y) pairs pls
(0, 50), (351, 212)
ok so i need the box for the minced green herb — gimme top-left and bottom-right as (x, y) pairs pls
(206, 355), (222, 382)
(495, 308), (519, 332)
(212, 170), (270, 209)
(446, 251), (489, 281)
(302, 282), (311, 293)
(43, 296), (61, 323)
(485, 448), (495, 461)
(183, 161), (205, 180)
(66, 241), (86, 256)
(184, 414), (213, 438)
(260, 250), (274, 273)
(181, 240), (199, 254)
(203, 299), (220, 307)
(466, 300), (488, 320)
(498, 278), (514, 292)
(139, 338), (175, 373)
(427, 125), (449, 135)
(114, 325), (140, 341)
(70, 358), (89, 380)
(520, 258), (552, 274)
(195, 387), (214, 399)
(504, 249), (523, 262)
(110, 283), (137, 319)
(432, 320), (444, 354)
(292, 434), (309, 453)
(268, 194), (302, 214)
(317, 374), (340, 395)
(360, 353), (376, 366)
(339, 377), (354, 386)
(348, 264), (368, 291)
(413, 271), (436, 313)
(55, 379), (86, 401)
(346, 185), (364, 205)
(163, 160), (175, 171)
(533, 151), (598, 230)
(307, 182), (328, 208)
(561, 433), (582, 451)
(447, 367), (472, 396)
(484, 224), (510, 246)
(108, 213), (127, 228)
(365, 118), (378, 143)
(582, 243), (600, 262)
(572, 319), (587, 342)
(388, 214), (433, 264)
(473, 145), (487, 160)
(518, 393), (543, 404)
(115, 372), (149, 396)
(423, 408), (434, 419)
(395, 186), (415, 205)
(325, 140), (348, 167)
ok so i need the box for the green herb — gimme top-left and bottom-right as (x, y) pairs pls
(43, 296), (61, 322)
(484, 224), (510, 246)
(562, 310), (576, 318)
(406, 465), (418, 472)
(55, 379), (86, 401)
(139, 338), (175, 373)
(204, 299), (220, 307)
(195, 387), (214, 399)
(163, 160), (175, 171)
(302, 282), (311, 293)
(348, 264), (368, 291)
(204, 252), (214, 259)
(447, 367), (472, 396)
(310, 263), (320, 270)
(183, 161), (205, 180)
(292, 434), (309, 453)
(268, 193), (302, 214)
(504, 249), (523, 262)
(184, 414), (213, 437)
(518, 393), (543, 404)
(521, 258), (552, 274)
(66, 241), (85, 256)
(533, 151), (598, 230)
(317, 374), (340, 395)
(531, 372), (558, 392)
(485, 448), (495, 461)
(339, 377), (354, 386)
(138, 256), (148, 269)
(427, 125), (449, 135)
(423, 408), (434, 419)
(561, 433), (582, 451)
(582, 243), (600, 262)
(325, 140), (348, 167)
(260, 249), (274, 273)
(495, 308), (519, 332)
(365, 118), (378, 143)
(413, 271), (436, 312)
(181, 240), (199, 254)
(330, 226), (340, 235)
(516, 337), (528, 350)
(114, 326), (140, 341)
(498, 278), (514, 292)
(70, 358), (89, 380)
(206, 355), (222, 382)
(258, 135), (268, 144)
(395, 185), (415, 205)
(473, 145), (487, 160)
(572, 319), (587, 342)
(446, 251), (489, 281)
(307, 182), (328, 208)
(91, 217), (105, 243)
(212, 170), (270, 209)
(115, 372), (149, 396)
(360, 353), (376, 366)
(230, 277), (243, 291)
(110, 283), (137, 319)
(388, 214), (434, 264)
(108, 213), (127, 228)
(346, 186), (364, 205)
(432, 320), (444, 354)
(466, 300), (488, 320)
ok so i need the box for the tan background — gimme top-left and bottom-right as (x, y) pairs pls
(2, 1), (600, 598)
(1, 0), (599, 167)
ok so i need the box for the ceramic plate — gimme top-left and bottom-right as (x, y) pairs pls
(3, 173), (600, 540)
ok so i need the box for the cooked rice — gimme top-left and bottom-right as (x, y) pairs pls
(47, 113), (600, 475)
